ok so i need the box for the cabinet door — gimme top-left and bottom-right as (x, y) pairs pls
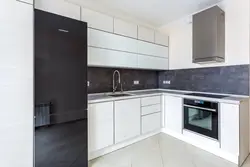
(1, 1), (33, 167)
(165, 96), (183, 134)
(81, 8), (113, 32)
(114, 18), (137, 38)
(88, 47), (137, 68)
(220, 103), (239, 155)
(88, 29), (138, 53)
(88, 102), (114, 152)
(138, 26), (154, 42)
(155, 31), (169, 46)
(115, 99), (141, 143)
(34, 0), (81, 20)
(137, 55), (168, 70)
(142, 113), (162, 134)
(137, 40), (169, 58)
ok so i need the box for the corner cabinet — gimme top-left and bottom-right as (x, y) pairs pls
(164, 95), (183, 134)
(114, 99), (141, 143)
(88, 102), (114, 152)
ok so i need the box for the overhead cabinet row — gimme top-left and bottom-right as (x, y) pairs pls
(88, 29), (169, 58)
(35, 0), (169, 46)
(88, 47), (168, 70)
(88, 29), (169, 70)
(35, 0), (169, 70)
(81, 8), (168, 45)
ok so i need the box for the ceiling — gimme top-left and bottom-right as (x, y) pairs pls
(68, 0), (222, 27)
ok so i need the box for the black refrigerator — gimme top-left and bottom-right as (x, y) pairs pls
(35, 10), (88, 167)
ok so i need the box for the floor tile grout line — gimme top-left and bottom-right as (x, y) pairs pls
(157, 135), (165, 167)
(185, 143), (197, 167)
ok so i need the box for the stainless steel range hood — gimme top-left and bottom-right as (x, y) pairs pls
(193, 6), (225, 64)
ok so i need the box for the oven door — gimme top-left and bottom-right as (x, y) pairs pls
(184, 105), (218, 139)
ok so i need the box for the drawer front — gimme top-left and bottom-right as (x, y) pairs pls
(141, 104), (161, 116)
(141, 96), (161, 106)
(142, 113), (161, 134)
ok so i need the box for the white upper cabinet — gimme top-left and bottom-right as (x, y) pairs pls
(88, 47), (138, 68)
(18, 0), (33, 4)
(88, 29), (138, 53)
(138, 26), (154, 43)
(164, 95), (183, 134)
(81, 8), (113, 32)
(114, 18), (137, 38)
(137, 40), (169, 58)
(115, 99), (141, 143)
(34, 0), (81, 20)
(137, 55), (168, 70)
(155, 31), (169, 46)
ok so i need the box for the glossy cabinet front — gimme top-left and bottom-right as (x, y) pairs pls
(35, 10), (88, 167)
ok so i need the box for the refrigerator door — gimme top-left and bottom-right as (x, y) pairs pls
(35, 9), (88, 167)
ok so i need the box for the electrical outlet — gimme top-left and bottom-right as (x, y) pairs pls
(134, 80), (139, 85)
(87, 81), (90, 87)
(163, 80), (171, 84)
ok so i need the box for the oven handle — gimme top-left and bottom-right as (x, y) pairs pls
(183, 104), (217, 112)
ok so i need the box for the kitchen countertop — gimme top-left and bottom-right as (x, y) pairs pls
(88, 89), (249, 104)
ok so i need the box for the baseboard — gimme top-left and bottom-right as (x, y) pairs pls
(88, 130), (161, 160)
(162, 128), (238, 164)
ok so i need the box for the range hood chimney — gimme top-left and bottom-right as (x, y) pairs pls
(193, 6), (225, 64)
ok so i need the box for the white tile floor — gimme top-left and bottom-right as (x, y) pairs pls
(89, 133), (250, 167)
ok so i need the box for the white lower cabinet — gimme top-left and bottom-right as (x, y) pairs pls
(164, 95), (183, 134)
(220, 103), (239, 155)
(220, 102), (250, 166)
(142, 113), (162, 134)
(88, 102), (114, 152)
(115, 99), (141, 143)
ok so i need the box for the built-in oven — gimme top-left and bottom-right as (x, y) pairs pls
(183, 98), (218, 140)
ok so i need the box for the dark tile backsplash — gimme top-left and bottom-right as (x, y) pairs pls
(88, 67), (158, 93)
(88, 65), (249, 95)
(158, 64), (249, 95)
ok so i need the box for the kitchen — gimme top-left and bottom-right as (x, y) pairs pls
(1, 0), (250, 167)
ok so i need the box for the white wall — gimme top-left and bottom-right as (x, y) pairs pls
(159, 0), (250, 70)
(0, 0), (33, 167)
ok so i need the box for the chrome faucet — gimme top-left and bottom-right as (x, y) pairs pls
(113, 70), (123, 93)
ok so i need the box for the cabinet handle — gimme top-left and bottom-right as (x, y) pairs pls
(58, 29), (69, 33)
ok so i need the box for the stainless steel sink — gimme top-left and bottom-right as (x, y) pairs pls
(107, 93), (134, 97)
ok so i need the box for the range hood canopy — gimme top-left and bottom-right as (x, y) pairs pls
(192, 6), (225, 64)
